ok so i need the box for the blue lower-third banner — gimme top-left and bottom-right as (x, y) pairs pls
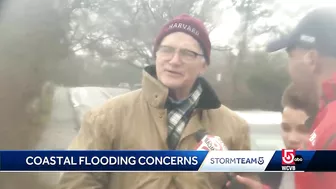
(0, 150), (207, 171)
(0, 150), (336, 172)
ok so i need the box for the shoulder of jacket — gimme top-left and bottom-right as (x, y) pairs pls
(85, 90), (141, 118)
(326, 101), (336, 115)
(218, 105), (246, 121)
(104, 89), (141, 107)
(317, 101), (336, 130)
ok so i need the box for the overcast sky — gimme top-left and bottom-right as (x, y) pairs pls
(210, 1), (336, 47)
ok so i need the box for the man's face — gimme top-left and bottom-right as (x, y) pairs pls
(281, 106), (310, 149)
(155, 32), (207, 91)
(287, 48), (316, 91)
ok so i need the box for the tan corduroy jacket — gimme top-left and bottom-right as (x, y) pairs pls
(57, 65), (258, 189)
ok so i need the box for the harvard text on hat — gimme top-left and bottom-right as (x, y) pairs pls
(168, 23), (200, 36)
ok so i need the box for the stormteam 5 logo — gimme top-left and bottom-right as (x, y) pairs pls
(281, 149), (303, 171)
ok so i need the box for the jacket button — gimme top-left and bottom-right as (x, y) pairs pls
(154, 94), (158, 98)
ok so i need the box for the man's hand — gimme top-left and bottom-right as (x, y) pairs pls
(226, 175), (268, 189)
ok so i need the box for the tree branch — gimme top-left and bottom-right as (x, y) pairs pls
(72, 34), (108, 53)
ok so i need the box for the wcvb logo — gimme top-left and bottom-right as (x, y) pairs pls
(282, 149), (303, 165)
(282, 149), (295, 165)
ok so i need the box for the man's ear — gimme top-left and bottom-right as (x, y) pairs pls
(199, 62), (208, 76)
(304, 50), (319, 72)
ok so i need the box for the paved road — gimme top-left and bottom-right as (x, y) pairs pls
(0, 87), (80, 189)
(33, 87), (79, 187)
(32, 86), (129, 188)
(35, 87), (78, 150)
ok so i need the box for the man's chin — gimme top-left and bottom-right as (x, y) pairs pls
(294, 81), (315, 92)
(286, 146), (299, 150)
(164, 83), (183, 90)
(161, 80), (184, 89)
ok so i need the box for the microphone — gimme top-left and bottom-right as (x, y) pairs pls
(194, 130), (245, 189)
(194, 130), (227, 151)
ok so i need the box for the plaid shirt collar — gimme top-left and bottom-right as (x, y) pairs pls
(166, 82), (203, 149)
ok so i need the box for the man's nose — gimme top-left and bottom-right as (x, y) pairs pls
(168, 51), (182, 65)
(288, 132), (299, 143)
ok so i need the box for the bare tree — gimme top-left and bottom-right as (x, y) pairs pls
(67, 0), (229, 68)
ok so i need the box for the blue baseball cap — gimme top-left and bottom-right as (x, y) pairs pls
(267, 7), (336, 57)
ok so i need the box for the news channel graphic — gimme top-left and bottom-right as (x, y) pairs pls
(0, 150), (269, 172)
(0, 150), (335, 172)
(264, 150), (336, 172)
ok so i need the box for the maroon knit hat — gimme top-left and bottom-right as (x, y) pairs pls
(153, 14), (211, 64)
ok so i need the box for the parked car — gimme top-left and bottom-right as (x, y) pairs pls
(118, 83), (131, 89)
(133, 84), (142, 90)
(69, 87), (131, 126)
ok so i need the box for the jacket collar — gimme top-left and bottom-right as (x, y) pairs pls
(142, 65), (221, 109)
(319, 73), (336, 109)
(305, 74), (336, 130)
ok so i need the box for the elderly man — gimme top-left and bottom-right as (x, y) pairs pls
(58, 14), (256, 189)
